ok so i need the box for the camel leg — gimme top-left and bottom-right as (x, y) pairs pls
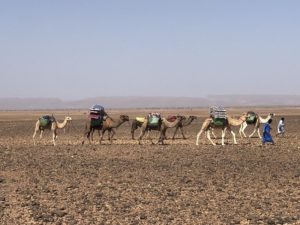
(221, 129), (226, 146)
(110, 129), (116, 140)
(52, 130), (57, 146)
(158, 129), (166, 145)
(172, 127), (179, 140)
(210, 129), (217, 139)
(87, 130), (92, 144)
(228, 128), (237, 144)
(39, 130), (44, 139)
(241, 123), (248, 138)
(148, 131), (155, 145)
(82, 130), (90, 145)
(239, 124), (245, 138)
(108, 130), (114, 144)
(33, 129), (38, 145)
(196, 129), (204, 146)
(138, 129), (146, 145)
(99, 130), (104, 144)
(207, 130), (216, 146)
(106, 129), (116, 144)
(257, 128), (262, 139)
(90, 130), (94, 142)
(131, 128), (135, 140)
(131, 121), (139, 140)
(249, 128), (257, 138)
(179, 127), (187, 139)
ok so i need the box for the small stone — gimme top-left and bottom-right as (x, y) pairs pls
(140, 213), (147, 220)
(52, 210), (67, 217)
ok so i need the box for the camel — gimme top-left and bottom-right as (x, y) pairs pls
(169, 115), (197, 140)
(82, 115), (129, 144)
(196, 113), (247, 146)
(33, 115), (72, 146)
(138, 115), (185, 145)
(239, 112), (274, 138)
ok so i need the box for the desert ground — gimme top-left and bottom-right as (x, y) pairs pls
(0, 107), (300, 225)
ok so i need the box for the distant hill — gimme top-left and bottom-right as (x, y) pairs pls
(0, 95), (300, 110)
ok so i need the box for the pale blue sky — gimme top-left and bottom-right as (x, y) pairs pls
(1, 1), (299, 99)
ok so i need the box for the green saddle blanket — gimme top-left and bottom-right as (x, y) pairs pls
(213, 118), (227, 126)
(246, 112), (257, 124)
(39, 116), (54, 127)
(148, 116), (160, 126)
(91, 118), (103, 127)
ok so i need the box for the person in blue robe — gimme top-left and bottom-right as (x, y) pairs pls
(262, 119), (274, 145)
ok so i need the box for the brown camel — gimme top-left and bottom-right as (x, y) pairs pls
(169, 115), (197, 140)
(138, 115), (185, 145)
(82, 115), (129, 144)
(196, 113), (247, 146)
(239, 112), (274, 138)
(33, 115), (72, 146)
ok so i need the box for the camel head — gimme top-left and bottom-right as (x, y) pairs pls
(119, 115), (130, 122)
(269, 113), (275, 117)
(65, 116), (72, 121)
(189, 115), (198, 121)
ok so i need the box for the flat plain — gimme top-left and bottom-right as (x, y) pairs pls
(0, 107), (300, 225)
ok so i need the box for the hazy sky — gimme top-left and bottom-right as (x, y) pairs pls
(1, 1), (300, 100)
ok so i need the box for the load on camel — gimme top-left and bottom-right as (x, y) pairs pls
(137, 112), (185, 145)
(33, 115), (72, 146)
(196, 107), (247, 146)
(82, 105), (129, 144)
(239, 111), (275, 138)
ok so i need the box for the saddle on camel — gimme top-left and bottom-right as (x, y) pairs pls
(39, 115), (56, 127)
(245, 111), (257, 124)
(89, 104), (107, 128)
(147, 112), (162, 127)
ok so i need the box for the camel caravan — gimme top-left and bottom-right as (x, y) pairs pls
(32, 104), (275, 146)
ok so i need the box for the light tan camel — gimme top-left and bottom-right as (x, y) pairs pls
(196, 113), (247, 146)
(33, 116), (72, 146)
(138, 116), (185, 145)
(82, 115), (129, 145)
(239, 112), (274, 138)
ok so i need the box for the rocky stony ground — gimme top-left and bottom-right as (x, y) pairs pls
(0, 111), (300, 224)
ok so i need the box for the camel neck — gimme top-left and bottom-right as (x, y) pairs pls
(56, 118), (68, 129)
(227, 116), (245, 126)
